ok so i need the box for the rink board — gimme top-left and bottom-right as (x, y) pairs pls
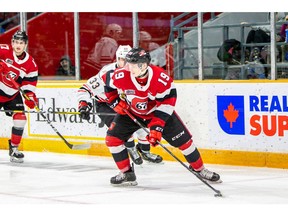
(0, 80), (288, 168)
(0, 137), (287, 168)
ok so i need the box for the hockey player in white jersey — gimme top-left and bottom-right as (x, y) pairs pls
(77, 45), (163, 164)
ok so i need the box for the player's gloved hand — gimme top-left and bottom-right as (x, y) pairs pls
(112, 99), (129, 115)
(78, 100), (92, 121)
(147, 127), (163, 147)
(24, 92), (38, 109)
(0, 61), (8, 75)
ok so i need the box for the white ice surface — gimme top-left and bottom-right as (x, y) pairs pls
(0, 150), (287, 216)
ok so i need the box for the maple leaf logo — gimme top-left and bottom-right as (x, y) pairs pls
(223, 103), (239, 128)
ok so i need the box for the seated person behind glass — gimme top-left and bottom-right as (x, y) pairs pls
(56, 55), (75, 76)
(246, 47), (267, 79)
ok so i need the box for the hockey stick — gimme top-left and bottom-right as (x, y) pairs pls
(9, 78), (91, 150)
(0, 109), (116, 116)
(123, 109), (222, 197)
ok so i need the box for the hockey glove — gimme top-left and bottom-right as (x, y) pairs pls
(147, 126), (163, 147)
(111, 99), (129, 115)
(78, 101), (92, 121)
(24, 92), (38, 109)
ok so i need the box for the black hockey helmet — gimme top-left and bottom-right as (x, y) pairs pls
(125, 47), (151, 65)
(12, 30), (28, 43)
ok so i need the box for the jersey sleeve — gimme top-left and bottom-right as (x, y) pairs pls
(0, 44), (11, 59)
(20, 56), (38, 95)
(77, 72), (108, 103)
(148, 67), (177, 129)
(104, 69), (122, 105)
(77, 76), (96, 104)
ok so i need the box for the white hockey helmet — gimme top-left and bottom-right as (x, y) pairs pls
(116, 45), (132, 59)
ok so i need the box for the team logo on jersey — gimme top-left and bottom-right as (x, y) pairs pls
(2, 71), (17, 88)
(135, 102), (147, 110)
(217, 95), (245, 135)
(5, 59), (13, 64)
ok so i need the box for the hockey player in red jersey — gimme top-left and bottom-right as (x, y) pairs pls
(0, 30), (39, 163)
(104, 47), (221, 186)
(77, 45), (163, 165)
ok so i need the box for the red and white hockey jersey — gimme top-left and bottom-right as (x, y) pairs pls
(0, 44), (38, 103)
(105, 65), (177, 128)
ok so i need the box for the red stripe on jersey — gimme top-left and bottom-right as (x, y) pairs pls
(160, 97), (176, 107)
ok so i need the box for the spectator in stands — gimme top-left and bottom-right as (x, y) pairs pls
(1, 13), (19, 32)
(0, 26), (5, 34)
(139, 31), (160, 52)
(280, 15), (288, 62)
(83, 23), (122, 75)
(56, 55), (75, 76)
(0, 13), (5, 33)
(246, 47), (267, 79)
(139, 31), (162, 66)
(280, 15), (288, 42)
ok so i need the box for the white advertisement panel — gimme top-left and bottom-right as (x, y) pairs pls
(175, 83), (288, 153)
(29, 87), (108, 138)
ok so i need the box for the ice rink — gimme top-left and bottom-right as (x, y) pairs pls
(0, 149), (287, 215)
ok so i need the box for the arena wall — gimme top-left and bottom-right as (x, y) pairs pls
(1, 80), (288, 168)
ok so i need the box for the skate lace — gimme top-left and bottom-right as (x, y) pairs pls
(115, 172), (125, 181)
(142, 151), (157, 160)
(11, 147), (21, 156)
(127, 147), (141, 160)
(199, 168), (214, 179)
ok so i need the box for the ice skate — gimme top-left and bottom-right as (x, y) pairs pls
(9, 140), (24, 163)
(136, 145), (163, 163)
(110, 164), (138, 186)
(190, 166), (222, 183)
(127, 146), (143, 165)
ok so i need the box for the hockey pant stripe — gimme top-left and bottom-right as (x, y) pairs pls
(106, 135), (131, 173)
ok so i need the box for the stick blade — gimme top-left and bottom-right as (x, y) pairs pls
(71, 143), (92, 150)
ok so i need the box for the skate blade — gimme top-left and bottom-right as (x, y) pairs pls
(131, 159), (143, 165)
(143, 160), (165, 165)
(10, 157), (24, 163)
(111, 181), (138, 187)
(203, 178), (223, 184)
